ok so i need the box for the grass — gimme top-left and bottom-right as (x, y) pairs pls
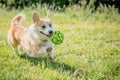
(0, 6), (120, 80)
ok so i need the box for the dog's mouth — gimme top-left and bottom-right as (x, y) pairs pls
(40, 31), (51, 38)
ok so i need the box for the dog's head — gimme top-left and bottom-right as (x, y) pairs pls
(32, 12), (54, 38)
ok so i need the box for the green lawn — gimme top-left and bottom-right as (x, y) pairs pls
(0, 7), (120, 80)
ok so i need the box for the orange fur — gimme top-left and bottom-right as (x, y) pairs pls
(8, 14), (27, 48)
(9, 25), (42, 53)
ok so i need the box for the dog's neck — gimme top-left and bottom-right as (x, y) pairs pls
(41, 39), (48, 43)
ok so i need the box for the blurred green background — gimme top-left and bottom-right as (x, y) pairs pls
(0, 0), (120, 12)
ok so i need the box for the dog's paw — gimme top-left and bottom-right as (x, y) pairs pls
(49, 56), (54, 61)
(46, 47), (52, 52)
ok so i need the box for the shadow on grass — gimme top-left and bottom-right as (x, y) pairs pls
(19, 53), (76, 74)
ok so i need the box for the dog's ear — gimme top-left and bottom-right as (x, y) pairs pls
(46, 11), (51, 22)
(32, 12), (39, 24)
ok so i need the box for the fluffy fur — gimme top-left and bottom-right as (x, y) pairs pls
(8, 12), (54, 60)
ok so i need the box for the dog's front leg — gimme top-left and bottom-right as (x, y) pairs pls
(38, 46), (47, 55)
(46, 47), (54, 61)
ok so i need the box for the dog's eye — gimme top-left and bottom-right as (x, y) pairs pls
(41, 25), (46, 29)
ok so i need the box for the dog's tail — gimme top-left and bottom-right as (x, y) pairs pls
(11, 13), (26, 27)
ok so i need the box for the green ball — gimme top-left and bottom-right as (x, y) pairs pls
(50, 31), (64, 45)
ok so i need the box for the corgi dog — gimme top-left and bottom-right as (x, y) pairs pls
(8, 12), (54, 60)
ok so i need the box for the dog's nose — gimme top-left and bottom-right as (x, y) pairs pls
(49, 30), (53, 34)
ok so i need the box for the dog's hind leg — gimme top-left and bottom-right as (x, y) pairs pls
(8, 30), (18, 51)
